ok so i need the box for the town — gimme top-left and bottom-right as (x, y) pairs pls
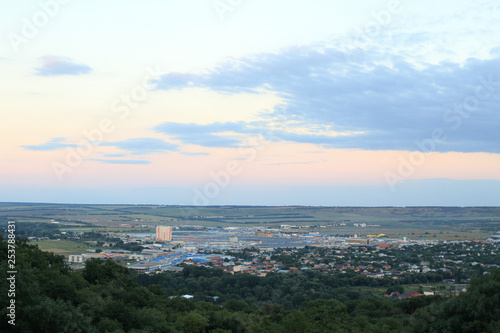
(3, 204), (500, 332)
(49, 224), (500, 297)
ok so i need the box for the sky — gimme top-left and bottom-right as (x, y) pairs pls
(1, 0), (500, 206)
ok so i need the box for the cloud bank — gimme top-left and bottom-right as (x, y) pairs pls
(99, 138), (178, 155)
(155, 46), (500, 153)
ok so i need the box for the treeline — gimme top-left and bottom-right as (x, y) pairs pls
(1, 238), (499, 332)
(0, 221), (61, 238)
(137, 265), (444, 309)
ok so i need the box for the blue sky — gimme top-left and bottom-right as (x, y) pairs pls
(1, 0), (500, 205)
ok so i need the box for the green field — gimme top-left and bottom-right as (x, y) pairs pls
(32, 239), (93, 257)
(1, 203), (499, 240)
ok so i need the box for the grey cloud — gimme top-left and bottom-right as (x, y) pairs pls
(100, 138), (178, 155)
(154, 121), (263, 148)
(155, 45), (500, 153)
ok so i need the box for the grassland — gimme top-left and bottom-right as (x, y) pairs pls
(1, 203), (499, 240)
(32, 239), (93, 257)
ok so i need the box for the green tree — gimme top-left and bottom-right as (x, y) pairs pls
(181, 312), (209, 333)
(386, 285), (404, 294)
(409, 270), (500, 332)
(83, 259), (131, 285)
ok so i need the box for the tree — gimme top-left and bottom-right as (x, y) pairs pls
(302, 299), (351, 332)
(83, 259), (131, 285)
(386, 285), (404, 294)
(408, 269), (500, 332)
(181, 312), (209, 333)
(223, 299), (250, 313)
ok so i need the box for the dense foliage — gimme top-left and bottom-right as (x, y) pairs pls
(0, 221), (61, 239)
(137, 265), (440, 308)
(1, 238), (500, 332)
